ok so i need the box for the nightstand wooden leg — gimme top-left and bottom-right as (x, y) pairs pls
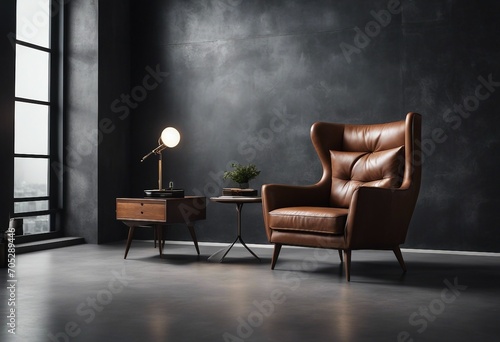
(153, 227), (165, 249)
(187, 223), (200, 255)
(124, 226), (135, 259)
(156, 225), (163, 258)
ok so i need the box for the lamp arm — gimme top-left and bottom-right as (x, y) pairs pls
(140, 144), (167, 162)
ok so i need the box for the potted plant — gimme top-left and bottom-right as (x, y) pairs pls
(223, 163), (261, 188)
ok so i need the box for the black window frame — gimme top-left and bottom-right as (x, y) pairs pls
(12, 0), (64, 242)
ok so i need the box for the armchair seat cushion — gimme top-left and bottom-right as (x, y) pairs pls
(268, 206), (348, 235)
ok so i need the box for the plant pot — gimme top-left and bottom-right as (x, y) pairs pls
(238, 182), (249, 189)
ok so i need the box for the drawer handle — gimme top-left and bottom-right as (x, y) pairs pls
(141, 211), (144, 214)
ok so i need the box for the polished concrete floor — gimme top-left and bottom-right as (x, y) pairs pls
(1, 241), (499, 342)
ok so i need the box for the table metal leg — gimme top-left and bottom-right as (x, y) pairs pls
(207, 236), (239, 262)
(208, 202), (261, 262)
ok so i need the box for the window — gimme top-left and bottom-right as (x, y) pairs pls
(13, 0), (62, 236)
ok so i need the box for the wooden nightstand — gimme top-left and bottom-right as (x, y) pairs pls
(116, 196), (206, 259)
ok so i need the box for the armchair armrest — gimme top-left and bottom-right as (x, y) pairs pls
(261, 183), (330, 241)
(262, 183), (329, 212)
(345, 185), (419, 249)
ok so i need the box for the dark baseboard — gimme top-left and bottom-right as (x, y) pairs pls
(16, 237), (85, 254)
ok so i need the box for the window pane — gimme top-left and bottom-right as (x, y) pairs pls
(19, 215), (50, 235)
(14, 157), (49, 198)
(16, 0), (51, 48)
(14, 200), (49, 214)
(15, 44), (50, 102)
(15, 102), (49, 155)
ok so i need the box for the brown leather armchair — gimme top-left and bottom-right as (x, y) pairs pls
(262, 112), (422, 281)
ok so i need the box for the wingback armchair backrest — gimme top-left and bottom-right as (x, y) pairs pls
(310, 113), (422, 209)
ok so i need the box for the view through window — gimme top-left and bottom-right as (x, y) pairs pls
(13, 0), (57, 235)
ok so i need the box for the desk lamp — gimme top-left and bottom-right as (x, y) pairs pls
(141, 127), (184, 197)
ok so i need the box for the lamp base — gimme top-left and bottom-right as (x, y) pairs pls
(144, 189), (185, 198)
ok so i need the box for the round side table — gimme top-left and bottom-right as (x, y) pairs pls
(208, 196), (262, 262)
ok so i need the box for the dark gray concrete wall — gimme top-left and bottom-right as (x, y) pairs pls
(129, 0), (500, 252)
(64, 0), (131, 243)
(97, 0), (131, 243)
(64, 0), (99, 243)
(401, 2), (500, 252)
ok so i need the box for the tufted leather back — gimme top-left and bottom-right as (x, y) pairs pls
(310, 114), (420, 209)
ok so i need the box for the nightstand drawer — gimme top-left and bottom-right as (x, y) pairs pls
(116, 200), (166, 222)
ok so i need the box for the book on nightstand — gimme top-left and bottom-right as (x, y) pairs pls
(222, 188), (258, 197)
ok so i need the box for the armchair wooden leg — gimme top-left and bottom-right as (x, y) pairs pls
(271, 244), (282, 270)
(343, 250), (351, 282)
(338, 250), (343, 263)
(393, 247), (407, 273)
